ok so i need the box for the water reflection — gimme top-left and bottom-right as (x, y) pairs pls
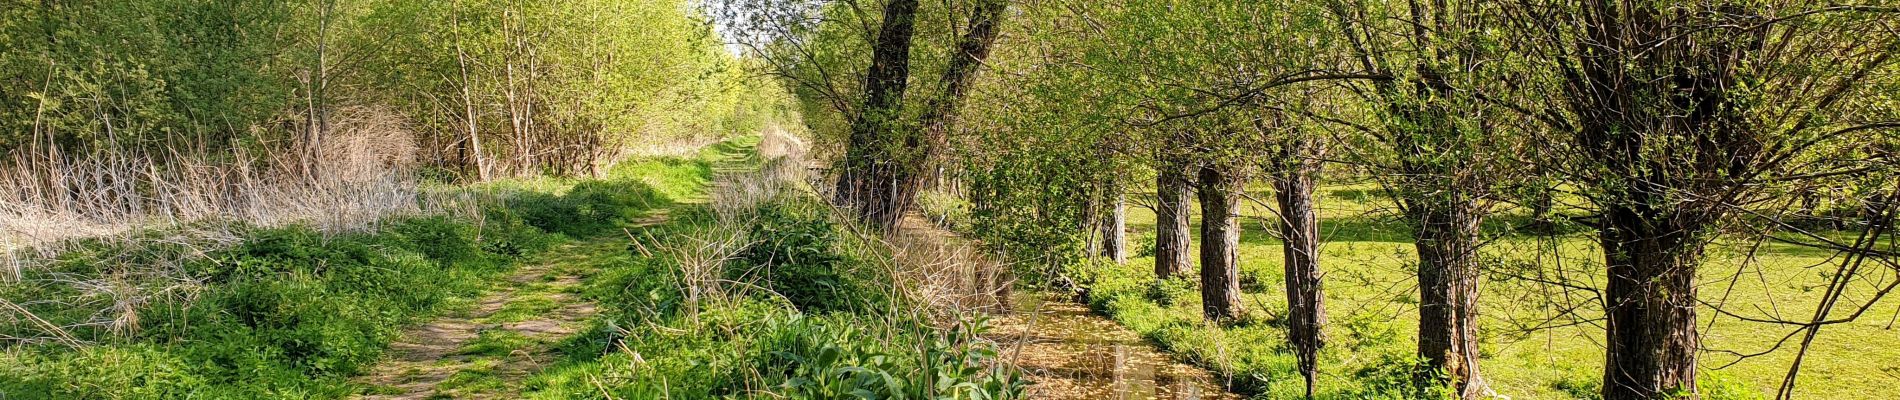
(992, 292), (1239, 400)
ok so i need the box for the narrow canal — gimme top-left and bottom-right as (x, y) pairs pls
(990, 291), (1243, 400)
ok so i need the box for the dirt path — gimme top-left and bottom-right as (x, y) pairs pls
(352, 237), (627, 399)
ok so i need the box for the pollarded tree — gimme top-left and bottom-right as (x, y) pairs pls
(721, 0), (1009, 231)
(1323, 0), (1520, 396)
(1497, 2), (1900, 398)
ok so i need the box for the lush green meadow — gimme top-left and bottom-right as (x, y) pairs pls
(1052, 186), (1896, 399)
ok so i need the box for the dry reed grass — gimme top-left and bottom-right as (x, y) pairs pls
(0, 107), (427, 344)
(0, 107), (422, 281)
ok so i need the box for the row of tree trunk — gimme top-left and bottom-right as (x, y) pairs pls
(1113, 144), (1330, 397)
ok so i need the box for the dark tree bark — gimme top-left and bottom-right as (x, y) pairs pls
(1410, 198), (1486, 398)
(1271, 139), (1325, 399)
(1555, 4), (1763, 398)
(1599, 207), (1705, 400)
(1154, 157), (1195, 279)
(1196, 162), (1243, 321)
(832, 0), (920, 227)
(1099, 190), (1128, 263)
(834, 0), (1007, 231)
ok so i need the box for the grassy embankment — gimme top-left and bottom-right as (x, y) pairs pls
(511, 135), (1024, 399)
(0, 141), (730, 398)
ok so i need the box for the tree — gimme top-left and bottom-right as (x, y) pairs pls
(1497, 2), (1900, 398)
(1324, 0), (1513, 395)
(1260, 113), (1329, 398)
(1153, 148), (1196, 278)
(831, 0), (1009, 230)
(1196, 155), (1245, 321)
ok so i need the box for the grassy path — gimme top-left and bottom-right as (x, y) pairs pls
(349, 137), (756, 399)
(352, 235), (636, 399)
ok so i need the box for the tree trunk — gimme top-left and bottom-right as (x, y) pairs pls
(1272, 142), (1325, 399)
(1601, 207), (1703, 400)
(451, 1), (489, 182)
(1196, 163), (1243, 321)
(835, 0), (1004, 231)
(1411, 198), (1486, 398)
(1155, 157), (1194, 279)
(833, 0), (918, 226)
(1099, 190), (1127, 263)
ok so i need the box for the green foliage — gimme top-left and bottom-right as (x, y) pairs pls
(917, 191), (973, 231)
(760, 316), (1023, 399)
(508, 179), (668, 237)
(1145, 275), (1199, 308)
(1132, 230), (1159, 258)
(733, 198), (884, 313)
(0, 0), (302, 152)
(527, 166), (1023, 399)
(0, 214), (549, 398)
(353, 0), (787, 177)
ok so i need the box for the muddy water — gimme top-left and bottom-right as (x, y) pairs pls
(990, 292), (1243, 400)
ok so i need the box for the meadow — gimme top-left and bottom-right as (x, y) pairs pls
(1039, 185), (1898, 399)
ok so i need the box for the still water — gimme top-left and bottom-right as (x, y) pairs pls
(990, 292), (1244, 400)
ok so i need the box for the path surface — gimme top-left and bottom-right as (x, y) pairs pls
(352, 237), (629, 399)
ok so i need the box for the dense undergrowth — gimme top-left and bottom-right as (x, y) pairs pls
(519, 146), (1024, 399)
(0, 148), (716, 398)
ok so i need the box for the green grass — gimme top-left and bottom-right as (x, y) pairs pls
(0, 139), (741, 399)
(0, 216), (548, 398)
(516, 138), (1023, 399)
(1052, 184), (1895, 399)
(455, 330), (538, 358)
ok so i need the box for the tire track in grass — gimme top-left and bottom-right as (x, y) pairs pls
(352, 228), (656, 399)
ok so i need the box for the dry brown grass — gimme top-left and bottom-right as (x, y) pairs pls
(0, 107), (421, 281)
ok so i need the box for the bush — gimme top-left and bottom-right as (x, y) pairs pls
(1145, 275), (1199, 307)
(917, 191), (973, 230)
(756, 315), (1023, 399)
(1133, 231), (1158, 257)
(732, 199), (884, 313)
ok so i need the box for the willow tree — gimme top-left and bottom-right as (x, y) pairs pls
(1323, 0), (1520, 396)
(722, 0), (1008, 230)
(1498, 2), (1900, 398)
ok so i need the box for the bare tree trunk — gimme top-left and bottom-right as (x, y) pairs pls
(832, 0), (919, 229)
(1272, 141), (1325, 399)
(1600, 206), (1703, 400)
(1099, 190), (1127, 263)
(451, 1), (489, 182)
(835, 0), (1005, 230)
(1155, 157), (1194, 279)
(1412, 198), (1486, 398)
(1196, 162), (1243, 321)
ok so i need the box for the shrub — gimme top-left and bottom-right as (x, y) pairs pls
(1145, 275), (1199, 307)
(917, 191), (973, 230)
(732, 199), (883, 313)
(1133, 231), (1158, 257)
(755, 315), (1023, 399)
